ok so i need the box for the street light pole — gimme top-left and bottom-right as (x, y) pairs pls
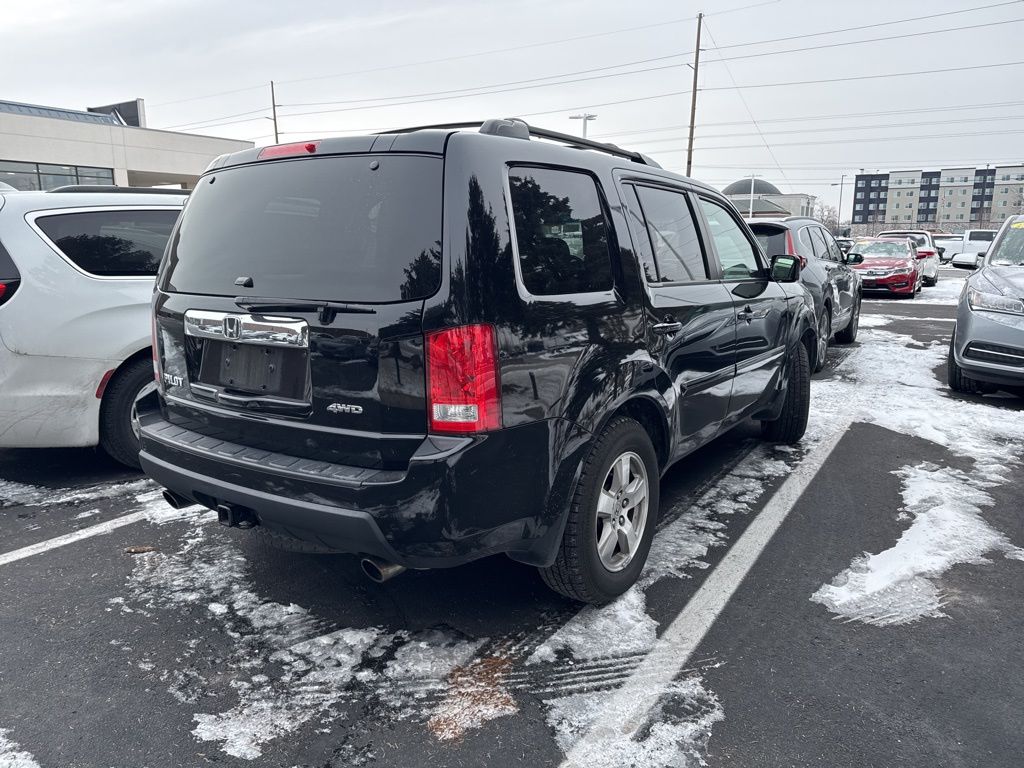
(270, 80), (279, 144)
(569, 113), (597, 138)
(685, 12), (703, 177)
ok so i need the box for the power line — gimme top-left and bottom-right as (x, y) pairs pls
(593, 100), (1024, 138)
(701, 20), (790, 188)
(711, 0), (1022, 51)
(164, 108), (269, 130)
(275, 16), (1016, 113)
(627, 113), (1024, 145)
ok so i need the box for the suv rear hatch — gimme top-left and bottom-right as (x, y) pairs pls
(155, 152), (443, 470)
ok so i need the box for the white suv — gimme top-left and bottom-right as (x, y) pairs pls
(0, 186), (185, 466)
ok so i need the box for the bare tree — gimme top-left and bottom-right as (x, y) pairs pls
(813, 202), (839, 233)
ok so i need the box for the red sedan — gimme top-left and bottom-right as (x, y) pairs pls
(850, 238), (922, 296)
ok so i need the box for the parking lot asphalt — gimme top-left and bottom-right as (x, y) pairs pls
(2, 268), (1022, 768)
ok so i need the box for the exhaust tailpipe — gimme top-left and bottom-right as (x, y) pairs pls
(161, 488), (195, 510)
(361, 556), (407, 583)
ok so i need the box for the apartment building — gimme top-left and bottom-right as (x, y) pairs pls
(851, 164), (1022, 232)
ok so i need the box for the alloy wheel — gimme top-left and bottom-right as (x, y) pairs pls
(595, 451), (649, 572)
(817, 312), (831, 367)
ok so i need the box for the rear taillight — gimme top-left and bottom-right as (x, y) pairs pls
(257, 141), (320, 160)
(917, 249), (936, 258)
(151, 311), (160, 383)
(426, 324), (501, 434)
(784, 231), (807, 269)
(0, 280), (19, 307)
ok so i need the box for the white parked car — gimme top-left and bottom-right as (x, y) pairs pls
(932, 233), (964, 264)
(0, 186), (185, 466)
(875, 229), (941, 285)
(951, 228), (999, 269)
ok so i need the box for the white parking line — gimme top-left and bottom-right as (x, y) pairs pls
(559, 418), (853, 767)
(0, 511), (152, 567)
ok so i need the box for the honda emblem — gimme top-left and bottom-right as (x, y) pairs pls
(223, 316), (241, 340)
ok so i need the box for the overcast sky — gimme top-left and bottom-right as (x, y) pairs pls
(4, 0), (1023, 218)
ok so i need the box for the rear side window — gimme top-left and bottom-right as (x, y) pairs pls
(0, 238), (18, 280)
(633, 186), (708, 282)
(698, 198), (763, 279)
(807, 227), (831, 261)
(35, 209), (179, 277)
(508, 167), (613, 295)
(752, 226), (788, 259)
(163, 155), (443, 302)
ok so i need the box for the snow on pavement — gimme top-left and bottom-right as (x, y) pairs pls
(812, 463), (1024, 625)
(0, 729), (41, 768)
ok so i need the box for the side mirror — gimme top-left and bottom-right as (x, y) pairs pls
(845, 252), (864, 265)
(974, 251), (986, 268)
(937, 246), (946, 256)
(770, 254), (800, 283)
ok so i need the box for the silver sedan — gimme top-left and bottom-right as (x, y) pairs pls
(948, 216), (1024, 396)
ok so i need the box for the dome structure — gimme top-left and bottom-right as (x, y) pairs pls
(722, 178), (782, 196)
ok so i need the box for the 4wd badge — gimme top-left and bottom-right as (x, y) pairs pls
(327, 403), (363, 415)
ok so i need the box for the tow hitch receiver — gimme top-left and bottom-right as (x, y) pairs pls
(216, 503), (257, 529)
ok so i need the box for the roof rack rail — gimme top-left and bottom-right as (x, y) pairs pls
(47, 185), (189, 195)
(381, 118), (661, 168)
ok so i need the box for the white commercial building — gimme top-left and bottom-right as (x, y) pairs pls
(0, 98), (252, 191)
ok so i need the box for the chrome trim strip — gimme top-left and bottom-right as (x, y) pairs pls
(184, 309), (309, 348)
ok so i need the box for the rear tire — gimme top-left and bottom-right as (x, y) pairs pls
(834, 296), (860, 344)
(539, 417), (659, 604)
(762, 342), (810, 444)
(813, 309), (831, 373)
(99, 358), (156, 469)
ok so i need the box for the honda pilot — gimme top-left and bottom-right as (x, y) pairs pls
(139, 119), (817, 603)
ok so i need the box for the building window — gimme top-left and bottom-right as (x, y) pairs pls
(0, 160), (114, 191)
(853, 214), (864, 222)
(869, 191), (877, 199)
(855, 203), (864, 210)
(957, 214), (965, 220)
(972, 201), (980, 208)
(855, 191), (865, 199)
(881, 180), (888, 187)
(856, 180), (865, 187)
(1001, 201), (1008, 207)
(870, 180), (879, 187)
(868, 204), (876, 210)
(904, 215), (912, 221)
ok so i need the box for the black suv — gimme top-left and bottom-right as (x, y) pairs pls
(140, 119), (816, 603)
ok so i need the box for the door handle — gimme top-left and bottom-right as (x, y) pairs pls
(652, 320), (683, 336)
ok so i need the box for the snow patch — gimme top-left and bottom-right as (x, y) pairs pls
(546, 677), (723, 768)
(530, 588), (657, 664)
(812, 463), (1024, 625)
(0, 728), (41, 768)
(0, 478), (154, 509)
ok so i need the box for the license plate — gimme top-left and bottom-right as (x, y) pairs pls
(218, 343), (285, 392)
(863, 279), (876, 287)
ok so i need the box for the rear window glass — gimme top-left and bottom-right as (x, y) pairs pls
(883, 231), (926, 247)
(162, 155), (442, 302)
(969, 231), (996, 242)
(36, 209), (179, 277)
(751, 227), (787, 260)
(508, 167), (613, 295)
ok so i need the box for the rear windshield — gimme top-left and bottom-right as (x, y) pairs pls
(968, 230), (996, 242)
(750, 226), (786, 258)
(161, 155), (442, 303)
(883, 231), (926, 247)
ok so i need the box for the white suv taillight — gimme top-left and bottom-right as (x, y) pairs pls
(426, 324), (501, 434)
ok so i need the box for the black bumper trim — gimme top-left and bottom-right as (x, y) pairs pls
(140, 451), (407, 565)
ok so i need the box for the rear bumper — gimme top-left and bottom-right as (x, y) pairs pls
(137, 407), (581, 569)
(952, 307), (1024, 388)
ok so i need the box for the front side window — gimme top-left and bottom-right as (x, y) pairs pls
(508, 167), (613, 295)
(633, 186), (707, 282)
(698, 198), (762, 279)
(36, 209), (179, 277)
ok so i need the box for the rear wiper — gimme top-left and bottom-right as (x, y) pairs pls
(234, 296), (376, 324)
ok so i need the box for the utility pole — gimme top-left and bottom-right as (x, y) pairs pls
(748, 174), (760, 217)
(270, 80), (280, 143)
(835, 174), (846, 231)
(685, 12), (703, 177)
(569, 113), (597, 139)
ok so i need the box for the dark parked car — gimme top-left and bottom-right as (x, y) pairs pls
(140, 119), (817, 604)
(948, 215), (1024, 397)
(747, 217), (862, 372)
